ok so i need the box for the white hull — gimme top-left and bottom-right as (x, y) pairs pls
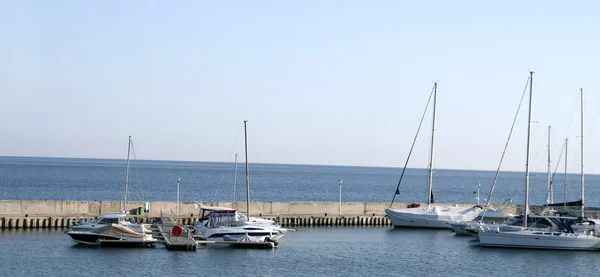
(479, 230), (600, 250)
(198, 226), (285, 242)
(385, 205), (480, 229)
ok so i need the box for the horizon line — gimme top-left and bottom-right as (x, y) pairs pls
(0, 155), (593, 176)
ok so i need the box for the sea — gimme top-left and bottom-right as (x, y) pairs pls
(3, 227), (600, 277)
(0, 156), (596, 206)
(2, 156), (600, 277)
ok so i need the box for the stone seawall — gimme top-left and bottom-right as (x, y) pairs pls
(0, 200), (482, 217)
(2, 200), (598, 229)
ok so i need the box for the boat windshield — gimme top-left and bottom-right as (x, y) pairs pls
(206, 212), (245, 228)
(97, 217), (122, 225)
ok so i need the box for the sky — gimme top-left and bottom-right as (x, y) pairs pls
(1, 1), (600, 173)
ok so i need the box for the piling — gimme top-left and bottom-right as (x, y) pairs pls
(0, 214), (397, 229)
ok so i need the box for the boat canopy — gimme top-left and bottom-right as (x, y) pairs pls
(206, 212), (245, 228)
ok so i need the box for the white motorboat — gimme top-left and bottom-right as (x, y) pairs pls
(193, 121), (290, 242)
(385, 82), (482, 229)
(450, 207), (517, 236)
(66, 224), (157, 246)
(194, 209), (286, 241)
(72, 211), (151, 234)
(194, 205), (282, 229)
(70, 136), (150, 234)
(474, 207), (515, 222)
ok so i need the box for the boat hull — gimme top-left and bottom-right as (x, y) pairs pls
(66, 231), (157, 246)
(67, 231), (122, 245)
(200, 230), (284, 242)
(479, 230), (600, 250)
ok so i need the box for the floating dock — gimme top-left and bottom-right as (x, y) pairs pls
(156, 218), (197, 250)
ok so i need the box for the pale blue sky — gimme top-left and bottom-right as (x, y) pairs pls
(1, 1), (600, 173)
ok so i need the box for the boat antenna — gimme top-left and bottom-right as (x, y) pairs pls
(479, 75), (530, 222)
(389, 84), (435, 208)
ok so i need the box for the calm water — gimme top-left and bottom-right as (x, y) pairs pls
(2, 227), (600, 276)
(0, 156), (598, 206)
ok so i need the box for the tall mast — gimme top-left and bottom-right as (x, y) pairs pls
(124, 135), (131, 212)
(176, 177), (180, 219)
(564, 137), (568, 210)
(580, 88), (585, 217)
(244, 120), (250, 219)
(546, 126), (552, 205)
(426, 82), (438, 206)
(524, 72), (534, 229)
(232, 153), (238, 209)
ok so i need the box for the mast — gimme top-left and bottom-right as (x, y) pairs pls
(524, 72), (534, 229)
(124, 135), (131, 212)
(232, 153), (238, 209)
(176, 177), (180, 219)
(546, 126), (552, 205)
(244, 120), (250, 219)
(426, 82), (438, 206)
(580, 88), (585, 217)
(564, 137), (568, 210)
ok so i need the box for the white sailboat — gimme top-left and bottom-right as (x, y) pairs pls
(194, 121), (288, 241)
(478, 73), (600, 250)
(385, 82), (481, 229)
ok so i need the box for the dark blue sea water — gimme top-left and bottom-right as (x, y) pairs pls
(2, 227), (600, 277)
(0, 156), (598, 207)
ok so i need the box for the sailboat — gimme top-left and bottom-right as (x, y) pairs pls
(478, 73), (600, 250)
(384, 82), (482, 229)
(194, 121), (288, 241)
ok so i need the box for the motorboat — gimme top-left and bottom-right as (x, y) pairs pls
(194, 209), (286, 242)
(71, 211), (151, 234)
(66, 223), (157, 246)
(450, 208), (518, 236)
(193, 204), (282, 229)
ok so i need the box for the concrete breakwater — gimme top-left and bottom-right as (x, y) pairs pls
(0, 200), (483, 218)
(0, 199), (474, 229)
(4, 199), (595, 230)
(0, 200), (485, 218)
